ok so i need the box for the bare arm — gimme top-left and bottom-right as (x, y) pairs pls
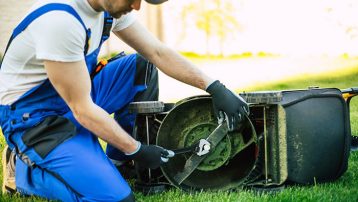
(114, 21), (249, 131)
(44, 60), (138, 153)
(114, 20), (214, 90)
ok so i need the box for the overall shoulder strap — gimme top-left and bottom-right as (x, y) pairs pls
(100, 12), (113, 45)
(88, 12), (114, 79)
(0, 3), (90, 69)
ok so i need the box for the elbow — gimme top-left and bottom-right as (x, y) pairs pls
(72, 106), (84, 123)
(146, 44), (167, 64)
(72, 106), (87, 126)
(70, 101), (93, 127)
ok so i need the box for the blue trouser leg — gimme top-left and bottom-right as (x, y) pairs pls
(14, 54), (154, 201)
(106, 54), (159, 161)
(16, 160), (77, 201)
(16, 129), (131, 201)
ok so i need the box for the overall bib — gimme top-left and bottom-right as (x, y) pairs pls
(0, 3), (158, 201)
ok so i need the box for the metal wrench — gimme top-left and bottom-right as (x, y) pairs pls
(172, 139), (211, 156)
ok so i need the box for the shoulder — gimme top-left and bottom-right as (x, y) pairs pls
(28, 11), (86, 62)
(30, 11), (86, 39)
(112, 12), (137, 32)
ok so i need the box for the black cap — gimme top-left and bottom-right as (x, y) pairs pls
(145, 0), (168, 5)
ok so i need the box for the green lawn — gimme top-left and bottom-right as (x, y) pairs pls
(0, 67), (357, 201)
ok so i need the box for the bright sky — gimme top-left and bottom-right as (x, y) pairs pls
(162, 0), (358, 56)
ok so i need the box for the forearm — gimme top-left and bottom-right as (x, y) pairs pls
(115, 21), (214, 90)
(44, 60), (138, 154)
(150, 46), (214, 90)
(72, 99), (138, 154)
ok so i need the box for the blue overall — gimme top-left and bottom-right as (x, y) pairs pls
(0, 3), (148, 201)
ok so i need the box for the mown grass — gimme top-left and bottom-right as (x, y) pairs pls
(0, 67), (357, 201)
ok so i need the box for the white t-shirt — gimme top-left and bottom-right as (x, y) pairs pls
(0, 0), (136, 105)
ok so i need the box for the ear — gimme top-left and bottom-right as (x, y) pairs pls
(131, 0), (142, 10)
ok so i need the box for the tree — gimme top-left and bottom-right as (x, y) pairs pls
(182, 0), (241, 56)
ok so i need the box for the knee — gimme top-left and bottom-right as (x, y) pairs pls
(134, 54), (159, 101)
(135, 54), (158, 86)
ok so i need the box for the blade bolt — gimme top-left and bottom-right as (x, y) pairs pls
(204, 144), (210, 151)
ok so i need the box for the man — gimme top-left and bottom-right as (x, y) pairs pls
(0, 0), (249, 201)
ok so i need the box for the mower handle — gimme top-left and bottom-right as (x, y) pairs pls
(341, 87), (358, 152)
(341, 87), (358, 111)
(341, 87), (358, 101)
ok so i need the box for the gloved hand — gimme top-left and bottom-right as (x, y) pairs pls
(206, 80), (249, 131)
(126, 141), (175, 169)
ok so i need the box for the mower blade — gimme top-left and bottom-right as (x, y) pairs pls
(173, 123), (228, 185)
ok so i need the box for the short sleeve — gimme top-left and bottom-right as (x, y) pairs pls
(112, 12), (136, 32)
(29, 11), (86, 62)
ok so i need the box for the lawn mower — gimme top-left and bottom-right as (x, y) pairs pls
(119, 87), (358, 194)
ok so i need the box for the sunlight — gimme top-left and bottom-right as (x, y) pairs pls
(162, 0), (358, 56)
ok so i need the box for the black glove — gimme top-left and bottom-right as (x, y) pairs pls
(206, 80), (249, 131)
(126, 142), (175, 169)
